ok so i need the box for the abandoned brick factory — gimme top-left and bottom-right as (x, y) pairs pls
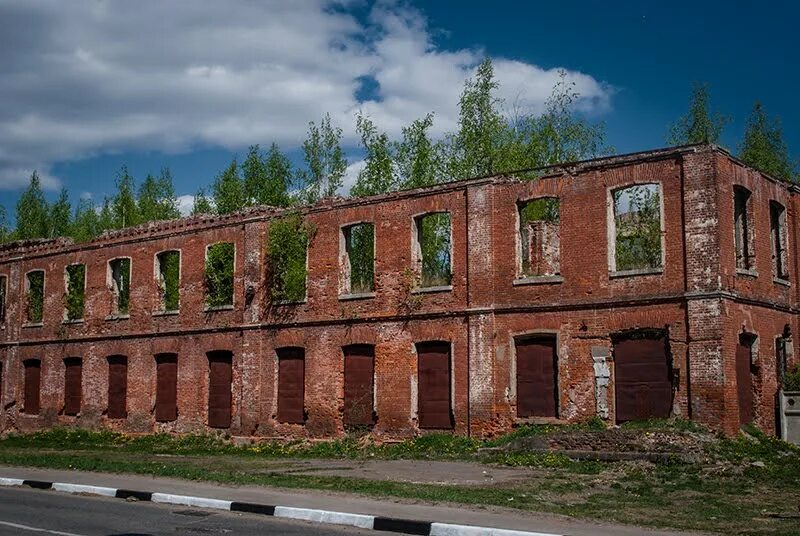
(0, 144), (797, 439)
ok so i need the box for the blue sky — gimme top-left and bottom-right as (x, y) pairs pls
(1, 0), (797, 222)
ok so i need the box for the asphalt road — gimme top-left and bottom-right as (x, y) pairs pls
(0, 487), (377, 536)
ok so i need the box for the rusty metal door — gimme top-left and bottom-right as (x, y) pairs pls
(417, 341), (453, 429)
(613, 335), (672, 423)
(343, 345), (375, 426)
(107, 355), (127, 419)
(277, 348), (305, 424)
(208, 351), (232, 428)
(155, 354), (178, 422)
(516, 338), (557, 418)
(736, 341), (754, 425)
(23, 359), (40, 415)
(64, 358), (82, 416)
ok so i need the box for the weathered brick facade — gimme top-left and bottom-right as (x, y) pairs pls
(0, 144), (797, 438)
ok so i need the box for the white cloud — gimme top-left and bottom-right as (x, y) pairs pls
(341, 159), (367, 195)
(0, 0), (614, 190)
(176, 194), (195, 216)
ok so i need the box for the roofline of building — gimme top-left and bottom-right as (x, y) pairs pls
(0, 143), (793, 260)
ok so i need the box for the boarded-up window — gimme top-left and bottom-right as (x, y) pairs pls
(156, 251), (181, 312)
(343, 345), (375, 426)
(63, 358), (82, 416)
(108, 259), (131, 315)
(417, 341), (452, 429)
(342, 223), (374, 295)
(612, 184), (662, 272)
(736, 336), (755, 425)
(207, 351), (232, 428)
(107, 355), (128, 419)
(64, 264), (86, 321)
(277, 347), (305, 424)
(23, 359), (41, 415)
(613, 332), (672, 423)
(205, 243), (234, 308)
(515, 337), (558, 418)
(734, 186), (753, 271)
(770, 201), (789, 280)
(25, 271), (44, 323)
(155, 354), (178, 422)
(518, 199), (560, 277)
(414, 213), (452, 288)
(0, 275), (7, 324)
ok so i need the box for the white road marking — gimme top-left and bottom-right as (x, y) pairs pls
(0, 478), (25, 487)
(52, 483), (117, 497)
(430, 523), (562, 536)
(273, 506), (375, 529)
(0, 520), (87, 536)
(151, 492), (232, 510)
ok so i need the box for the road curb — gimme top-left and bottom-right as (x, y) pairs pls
(0, 476), (564, 536)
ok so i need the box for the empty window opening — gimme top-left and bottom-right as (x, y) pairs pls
(416, 341), (453, 429)
(108, 258), (131, 316)
(518, 199), (560, 277)
(612, 184), (662, 272)
(277, 347), (305, 424)
(612, 330), (673, 423)
(343, 345), (375, 426)
(25, 270), (44, 324)
(267, 214), (312, 303)
(736, 334), (756, 425)
(63, 358), (82, 416)
(64, 264), (86, 321)
(23, 359), (41, 415)
(155, 354), (178, 422)
(515, 337), (558, 418)
(107, 355), (128, 419)
(770, 201), (789, 280)
(0, 275), (7, 324)
(207, 351), (232, 428)
(205, 243), (234, 308)
(734, 186), (754, 271)
(156, 251), (181, 312)
(341, 223), (374, 295)
(414, 213), (452, 288)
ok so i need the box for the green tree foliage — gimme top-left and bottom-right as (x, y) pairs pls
(212, 159), (245, 214)
(25, 270), (44, 323)
(205, 242), (235, 308)
(192, 188), (214, 215)
(739, 102), (797, 180)
(351, 114), (395, 197)
(267, 214), (312, 303)
(15, 171), (50, 240)
(344, 223), (374, 293)
(613, 185), (662, 271)
(299, 113), (347, 202)
(417, 213), (452, 287)
(70, 198), (101, 242)
(64, 263), (85, 321)
(242, 144), (292, 207)
(668, 83), (728, 146)
(157, 250), (180, 311)
(111, 167), (141, 229)
(98, 198), (115, 232)
(49, 188), (72, 238)
(396, 113), (440, 190)
(446, 58), (506, 179)
(0, 206), (11, 243)
(138, 168), (181, 222)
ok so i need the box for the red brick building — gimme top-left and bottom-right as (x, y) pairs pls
(0, 144), (796, 438)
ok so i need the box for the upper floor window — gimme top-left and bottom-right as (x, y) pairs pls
(341, 222), (374, 296)
(108, 258), (131, 316)
(0, 275), (6, 325)
(156, 250), (181, 312)
(610, 184), (663, 273)
(413, 212), (452, 289)
(205, 242), (234, 308)
(518, 198), (560, 278)
(25, 270), (45, 324)
(267, 215), (311, 304)
(64, 264), (86, 321)
(770, 201), (789, 281)
(734, 186), (754, 271)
